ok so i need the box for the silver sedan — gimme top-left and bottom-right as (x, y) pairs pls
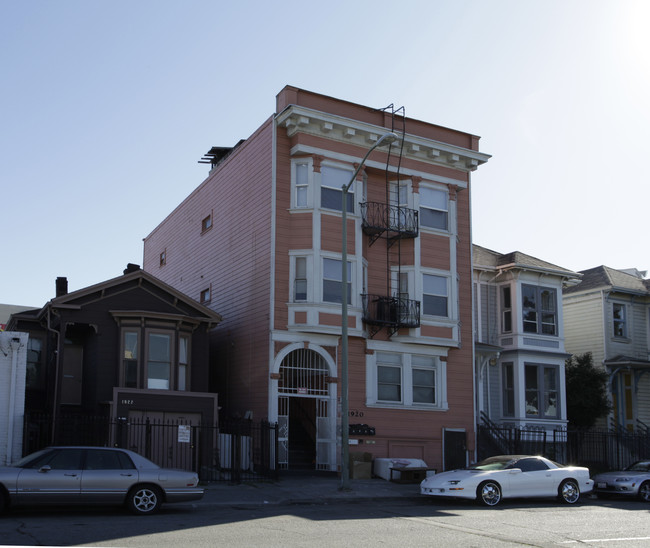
(0, 446), (204, 515)
(592, 461), (650, 502)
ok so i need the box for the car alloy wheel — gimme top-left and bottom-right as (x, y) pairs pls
(477, 481), (501, 506)
(638, 481), (650, 502)
(559, 479), (580, 504)
(127, 485), (162, 515)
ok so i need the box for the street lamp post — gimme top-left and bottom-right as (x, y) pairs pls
(340, 131), (398, 490)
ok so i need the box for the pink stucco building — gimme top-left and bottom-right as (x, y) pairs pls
(143, 86), (490, 472)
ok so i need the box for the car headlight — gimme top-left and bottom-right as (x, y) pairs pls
(448, 480), (461, 485)
(616, 477), (631, 482)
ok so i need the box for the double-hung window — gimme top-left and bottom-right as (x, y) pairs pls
(374, 352), (438, 408)
(321, 165), (354, 213)
(294, 161), (310, 208)
(502, 362), (515, 417)
(323, 258), (351, 304)
(411, 355), (436, 404)
(613, 303), (627, 338)
(122, 331), (139, 388)
(377, 353), (402, 403)
(147, 332), (172, 389)
(294, 256), (308, 301)
(522, 285), (557, 335)
(501, 286), (512, 333)
(178, 335), (190, 391)
(419, 186), (448, 230)
(525, 364), (559, 418)
(423, 274), (448, 317)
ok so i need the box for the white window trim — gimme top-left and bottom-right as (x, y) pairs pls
(318, 161), (356, 214)
(421, 270), (452, 319)
(320, 252), (355, 306)
(366, 351), (446, 411)
(291, 158), (313, 210)
(612, 301), (629, 339)
(417, 182), (450, 233)
(289, 251), (313, 302)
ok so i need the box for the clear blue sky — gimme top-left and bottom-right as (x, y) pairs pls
(2, 0), (648, 307)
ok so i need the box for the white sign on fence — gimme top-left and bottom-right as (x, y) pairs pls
(178, 424), (191, 443)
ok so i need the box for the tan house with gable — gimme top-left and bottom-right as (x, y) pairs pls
(563, 266), (650, 431)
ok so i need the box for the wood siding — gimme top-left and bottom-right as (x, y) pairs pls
(143, 119), (274, 419)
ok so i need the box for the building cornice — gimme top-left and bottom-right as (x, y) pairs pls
(276, 105), (490, 173)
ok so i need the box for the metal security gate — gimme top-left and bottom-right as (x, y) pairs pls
(277, 349), (335, 471)
(278, 396), (289, 469)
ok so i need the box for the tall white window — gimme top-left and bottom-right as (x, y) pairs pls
(294, 256), (307, 301)
(419, 187), (448, 230)
(613, 303), (627, 338)
(525, 364), (559, 418)
(123, 331), (139, 388)
(377, 353), (402, 403)
(323, 258), (351, 304)
(423, 274), (448, 317)
(502, 363), (515, 417)
(295, 162), (309, 208)
(522, 285), (557, 335)
(411, 355), (436, 404)
(147, 333), (172, 389)
(501, 286), (512, 333)
(178, 335), (189, 391)
(321, 165), (354, 212)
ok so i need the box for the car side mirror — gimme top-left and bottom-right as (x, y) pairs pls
(508, 468), (522, 474)
(38, 465), (52, 473)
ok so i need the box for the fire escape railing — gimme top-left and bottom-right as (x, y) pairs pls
(360, 202), (418, 245)
(362, 294), (421, 335)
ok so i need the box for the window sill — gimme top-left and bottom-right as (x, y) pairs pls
(366, 402), (448, 412)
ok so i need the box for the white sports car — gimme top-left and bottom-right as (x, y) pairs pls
(420, 455), (593, 506)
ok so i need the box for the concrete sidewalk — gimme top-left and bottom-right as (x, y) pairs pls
(197, 474), (423, 507)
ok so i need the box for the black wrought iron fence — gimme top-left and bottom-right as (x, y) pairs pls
(22, 412), (278, 483)
(478, 421), (650, 475)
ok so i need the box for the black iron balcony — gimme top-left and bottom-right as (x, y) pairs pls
(360, 202), (419, 243)
(362, 294), (421, 332)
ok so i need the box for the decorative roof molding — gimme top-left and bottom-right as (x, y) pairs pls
(276, 105), (490, 173)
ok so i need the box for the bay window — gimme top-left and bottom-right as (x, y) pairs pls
(323, 257), (351, 304)
(120, 328), (190, 391)
(122, 331), (139, 388)
(295, 162), (309, 207)
(147, 332), (172, 389)
(423, 274), (448, 317)
(613, 303), (627, 338)
(321, 165), (354, 212)
(522, 285), (557, 335)
(294, 256), (308, 301)
(419, 186), (448, 230)
(525, 364), (559, 418)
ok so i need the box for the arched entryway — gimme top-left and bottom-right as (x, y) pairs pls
(276, 347), (335, 471)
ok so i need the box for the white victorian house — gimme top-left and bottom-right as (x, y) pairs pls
(473, 245), (581, 432)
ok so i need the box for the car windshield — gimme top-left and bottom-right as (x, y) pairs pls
(467, 456), (518, 471)
(625, 461), (650, 472)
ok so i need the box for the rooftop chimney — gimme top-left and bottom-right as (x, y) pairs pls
(55, 277), (68, 298)
(123, 263), (141, 275)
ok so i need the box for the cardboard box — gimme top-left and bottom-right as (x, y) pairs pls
(351, 461), (372, 479)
